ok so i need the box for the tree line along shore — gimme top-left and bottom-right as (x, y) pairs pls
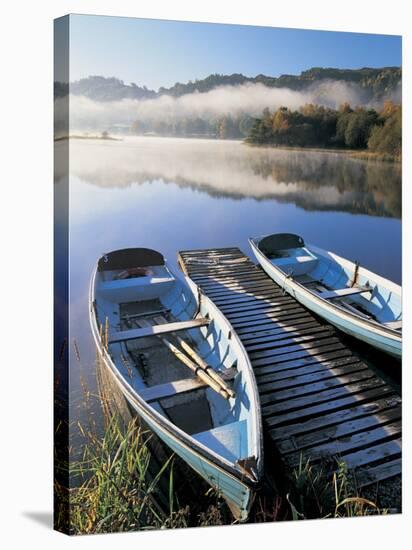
(126, 101), (400, 162)
(245, 101), (401, 161)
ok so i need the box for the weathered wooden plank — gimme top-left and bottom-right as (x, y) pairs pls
(183, 253), (246, 263)
(183, 256), (247, 267)
(220, 296), (295, 314)
(230, 306), (306, 324)
(201, 283), (277, 297)
(212, 284), (282, 298)
(252, 342), (347, 368)
(189, 265), (259, 276)
(207, 287), (279, 301)
(277, 407), (401, 455)
(269, 395), (401, 442)
(139, 377), (206, 402)
(253, 350), (354, 376)
(258, 361), (368, 394)
(196, 271), (268, 290)
(264, 384), (394, 428)
(179, 247), (241, 256)
(259, 369), (376, 404)
(333, 437), (401, 470)
(188, 264), (260, 279)
(109, 318), (209, 343)
(193, 272), (268, 286)
(250, 335), (341, 359)
(285, 421), (401, 467)
(240, 319), (321, 341)
(355, 458), (402, 487)
(262, 377), (386, 418)
(256, 357), (363, 384)
(245, 327), (335, 353)
(213, 290), (286, 306)
(219, 298), (296, 315)
(251, 340), (345, 367)
(222, 304), (298, 320)
(241, 321), (323, 342)
(186, 257), (254, 266)
(317, 286), (372, 300)
(234, 313), (313, 332)
(206, 281), (279, 297)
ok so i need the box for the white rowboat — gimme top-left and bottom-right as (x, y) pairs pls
(89, 247), (263, 521)
(249, 233), (401, 359)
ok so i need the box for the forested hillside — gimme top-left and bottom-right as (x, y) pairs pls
(59, 67), (401, 103)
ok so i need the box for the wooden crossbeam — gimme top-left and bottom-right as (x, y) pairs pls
(317, 286), (372, 300)
(109, 318), (209, 344)
(139, 377), (206, 402)
(139, 368), (236, 403)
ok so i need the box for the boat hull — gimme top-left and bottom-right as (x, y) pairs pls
(250, 240), (401, 359)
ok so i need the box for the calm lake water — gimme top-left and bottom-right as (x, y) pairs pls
(58, 136), (401, 437)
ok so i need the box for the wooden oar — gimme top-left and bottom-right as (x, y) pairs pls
(153, 315), (236, 398)
(136, 319), (230, 400)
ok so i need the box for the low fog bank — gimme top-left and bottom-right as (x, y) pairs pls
(56, 80), (401, 134)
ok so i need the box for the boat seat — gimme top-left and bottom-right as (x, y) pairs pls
(272, 255), (318, 276)
(109, 318), (210, 343)
(139, 377), (207, 402)
(317, 285), (372, 300)
(138, 366), (236, 402)
(99, 276), (175, 302)
(193, 420), (248, 463)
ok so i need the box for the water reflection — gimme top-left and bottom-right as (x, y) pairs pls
(64, 136), (401, 218)
(62, 135), (401, 439)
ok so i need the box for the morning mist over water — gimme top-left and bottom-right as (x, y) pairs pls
(66, 136), (401, 219)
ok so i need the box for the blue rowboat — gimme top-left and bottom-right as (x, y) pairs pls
(89, 248), (263, 521)
(249, 233), (401, 359)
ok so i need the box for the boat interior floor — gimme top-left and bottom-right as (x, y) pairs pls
(293, 274), (378, 321)
(119, 299), (214, 435)
(120, 299), (169, 326)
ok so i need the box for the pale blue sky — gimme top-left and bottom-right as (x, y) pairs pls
(68, 14), (402, 90)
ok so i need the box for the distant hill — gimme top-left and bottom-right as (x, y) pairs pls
(59, 67), (401, 104)
(159, 67), (401, 103)
(65, 76), (157, 101)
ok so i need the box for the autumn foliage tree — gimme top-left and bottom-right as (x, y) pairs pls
(246, 102), (401, 159)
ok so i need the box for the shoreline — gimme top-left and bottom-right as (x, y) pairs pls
(54, 134), (401, 163)
(54, 134), (123, 142)
(243, 142), (400, 162)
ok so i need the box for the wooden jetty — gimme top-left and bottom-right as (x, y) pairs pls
(178, 247), (402, 489)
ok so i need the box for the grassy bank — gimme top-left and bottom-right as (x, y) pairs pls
(54, 409), (391, 534)
(54, 408), (235, 534)
(56, 415), (189, 534)
(54, 354), (393, 533)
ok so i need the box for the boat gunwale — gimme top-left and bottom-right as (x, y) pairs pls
(89, 262), (263, 492)
(249, 237), (402, 342)
(184, 274), (264, 482)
